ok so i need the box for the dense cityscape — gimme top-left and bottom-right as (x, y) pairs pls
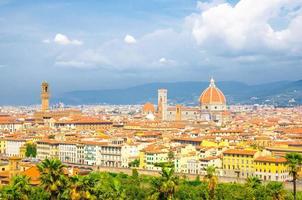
(0, 79), (301, 199)
(1, 0), (302, 199)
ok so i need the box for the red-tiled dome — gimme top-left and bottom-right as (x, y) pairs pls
(142, 102), (155, 113)
(199, 78), (226, 105)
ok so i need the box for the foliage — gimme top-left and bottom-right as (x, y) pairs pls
(168, 151), (175, 161)
(286, 152), (302, 200)
(2, 158), (302, 200)
(266, 181), (286, 200)
(204, 165), (218, 200)
(37, 158), (68, 200)
(149, 167), (179, 200)
(129, 159), (140, 167)
(25, 143), (37, 158)
(0, 175), (32, 200)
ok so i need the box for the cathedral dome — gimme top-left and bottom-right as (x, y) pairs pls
(199, 78), (226, 105)
(142, 102), (155, 113)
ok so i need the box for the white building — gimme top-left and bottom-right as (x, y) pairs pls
(97, 143), (122, 167)
(121, 144), (140, 167)
(59, 142), (77, 163)
(5, 138), (26, 156)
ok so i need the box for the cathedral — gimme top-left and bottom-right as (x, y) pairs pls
(142, 78), (227, 123)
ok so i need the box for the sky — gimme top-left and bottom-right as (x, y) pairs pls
(0, 0), (302, 104)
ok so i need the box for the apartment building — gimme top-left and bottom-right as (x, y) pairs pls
(5, 138), (26, 157)
(254, 156), (289, 181)
(36, 140), (59, 160)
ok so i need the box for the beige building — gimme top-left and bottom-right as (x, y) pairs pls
(36, 140), (59, 160)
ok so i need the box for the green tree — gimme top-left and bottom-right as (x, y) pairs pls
(246, 176), (262, 189)
(129, 159), (140, 168)
(168, 151), (175, 161)
(176, 182), (209, 200)
(150, 167), (179, 200)
(37, 158), (68, 200)
(286, 152), (302, 200)
(25, 143), (37, 158)
(266, 181), (286, 200)
(132, 168), (139, 179)
(1, 175), (32, 200)
(110, 178), (127, 200)
(245, 176), (263, 200)
(203, 165), (218, 200)
(69, 174), (97, 200)
(30, 187), (50, 200)
(215, 183), (254, 200)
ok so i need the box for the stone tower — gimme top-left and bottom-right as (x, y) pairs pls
(158, 89), (167, 121)
(175, 104), (182, 121)
(41, 81), (50, 112)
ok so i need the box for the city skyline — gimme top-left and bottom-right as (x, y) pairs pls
(0, 1), (302, 198)
(0, 0), (302, 103)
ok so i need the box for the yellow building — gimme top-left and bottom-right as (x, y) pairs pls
(223, 149), (257, 178)
(0, 139), (6, 154)
(0, 157), (22, 185)
(254, 156), (289, 181)
(139, 144), (169, 170)
(19, 144), (26, 158)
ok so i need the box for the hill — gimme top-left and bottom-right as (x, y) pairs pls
(56, 80), (302, 106)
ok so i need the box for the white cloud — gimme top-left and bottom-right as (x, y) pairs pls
(190, 0), (302, 52)
(42, 39), (50, 43)
(124, 34), (137, 44)
(158, 57), (176, 65)
(0, 64), (6, 68)
(54, 33), (83, 45)
(159, 57), (167, 63)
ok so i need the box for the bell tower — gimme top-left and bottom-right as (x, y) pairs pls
(41, 81), (50, 112)
(158, 89), (167, 121)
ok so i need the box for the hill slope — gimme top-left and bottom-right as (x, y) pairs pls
(56, 80), (302, 106)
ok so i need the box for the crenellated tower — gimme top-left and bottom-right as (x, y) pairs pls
(41, 81), (50, 112)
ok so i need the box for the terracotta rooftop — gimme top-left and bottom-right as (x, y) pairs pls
(223, 149), (257, 156)
(254, 156), (287, 163)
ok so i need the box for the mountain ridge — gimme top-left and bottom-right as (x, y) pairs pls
(55, 80), (302, 106)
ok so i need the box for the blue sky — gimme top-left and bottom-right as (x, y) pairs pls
(0, 0), (302, 104)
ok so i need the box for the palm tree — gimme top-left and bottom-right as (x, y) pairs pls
(245, 176), (262, 200)
(150, 167), (179, 200)
(70, 172), (102, 200)
(266, 181), (286, 200)
(69, 175), (81, 200)
(203, 165), (218, 200)
(246, 176), (262, 189)
(37, 158), (68, 200)
(285, 152), (302, 200)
